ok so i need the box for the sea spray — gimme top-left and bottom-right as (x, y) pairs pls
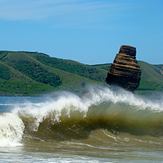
(12, 92), (88, 131)
(7, 86), (162, 139)
(83, 86), (163, 110)
(0, 113), (24, 147)
(0, 85), (163, 145)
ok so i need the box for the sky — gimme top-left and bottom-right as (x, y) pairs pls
(0, 0), (163, 64)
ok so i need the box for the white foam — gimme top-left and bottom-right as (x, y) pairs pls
(11, 86), (163, 133)
(83, 86), (163, 110)
(0, 113), (24, 147)
(0, 85), (162, 147)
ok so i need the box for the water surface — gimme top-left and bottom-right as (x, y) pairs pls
(0, 86), (163, 162)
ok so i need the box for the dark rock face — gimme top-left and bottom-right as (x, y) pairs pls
(106, 45), (141, 91)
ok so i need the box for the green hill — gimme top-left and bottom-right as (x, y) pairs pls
(154, 64), (163, 76)
(0, 51), (162, 95)
(138, 62), (163, 90)
(93, 62), (163, 91)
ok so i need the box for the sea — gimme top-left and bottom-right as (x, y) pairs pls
(0, 85), (163, 163)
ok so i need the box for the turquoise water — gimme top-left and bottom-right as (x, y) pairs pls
(0, 86), (163, 162)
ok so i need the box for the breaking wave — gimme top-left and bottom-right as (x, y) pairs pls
(0, 113), (24, 147)
(0, 85), (163, 147)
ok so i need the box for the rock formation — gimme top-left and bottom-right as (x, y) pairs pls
(106, 45), (141, 91)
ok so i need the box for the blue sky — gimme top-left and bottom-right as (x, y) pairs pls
(0, 0), (162, 64)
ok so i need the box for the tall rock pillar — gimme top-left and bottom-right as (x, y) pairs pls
(106, 45), (141, 91)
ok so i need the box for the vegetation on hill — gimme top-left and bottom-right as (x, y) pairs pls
(154, 64), (163, 76)
(138, 62), (163, 90)
(32, 53), (107, 82)
(0, 60), (54, 95)
(0, 51), (162, 95)
(1, 52), (61, 87)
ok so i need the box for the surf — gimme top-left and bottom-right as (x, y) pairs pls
(0, 85), (163, 147)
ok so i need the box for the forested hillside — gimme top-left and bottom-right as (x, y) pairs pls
(0, 51), (162, 95)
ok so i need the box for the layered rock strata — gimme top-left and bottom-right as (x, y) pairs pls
(106, 45), (141, 91)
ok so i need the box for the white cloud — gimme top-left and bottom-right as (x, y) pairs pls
(0, 0), (111, 21)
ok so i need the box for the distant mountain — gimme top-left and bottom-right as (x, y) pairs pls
(0, 51), (162, 95)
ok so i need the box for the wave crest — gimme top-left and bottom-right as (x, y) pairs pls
(0, 85), (163, 146)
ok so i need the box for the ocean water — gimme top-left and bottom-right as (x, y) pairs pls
(0, 85), (163, 163)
